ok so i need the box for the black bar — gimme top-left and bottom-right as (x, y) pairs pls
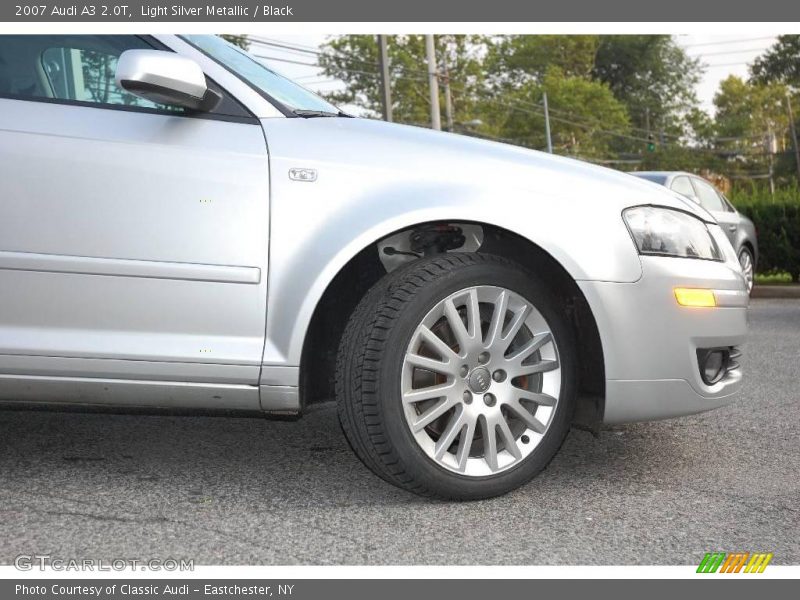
(2, 579), (797, 600)
(2, 0), (800, 22)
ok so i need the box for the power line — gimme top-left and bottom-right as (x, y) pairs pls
(248, 38), (390, 73)
(251, 54), (319, 68)
(680, 36), (775, 49)
(248, 36), (434, 78)
(702, 61), (755, 69)
(248, 36), (321, 52)
(689, 47), (771, 58)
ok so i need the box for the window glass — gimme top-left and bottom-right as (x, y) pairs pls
(183, 34), (340, 115)
(42, 45), (167, 109)
(718, 193), (736, 212)
(0, 35), (180, 112)
(691, 178), (725, 212)
(634, 173), (668, 185)
(670, 176), (697, 200)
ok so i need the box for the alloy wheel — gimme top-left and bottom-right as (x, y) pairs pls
(739, 249), (754, 293)
(401, 285), (561, 477)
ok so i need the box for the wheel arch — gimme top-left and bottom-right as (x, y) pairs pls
(298, 220), (605, 426)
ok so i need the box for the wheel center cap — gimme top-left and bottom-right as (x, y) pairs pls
(467, 366), (492, 394)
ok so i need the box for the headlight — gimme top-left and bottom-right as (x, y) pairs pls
(623, 206), (721, 260)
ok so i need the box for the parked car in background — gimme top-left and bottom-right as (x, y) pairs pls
(0, 35), (749, 500)
(631, 171), (758, 293)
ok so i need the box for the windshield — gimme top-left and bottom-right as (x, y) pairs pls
(182, 35), (340, 115)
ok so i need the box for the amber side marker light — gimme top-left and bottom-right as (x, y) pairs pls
(674, 287), (717, 307)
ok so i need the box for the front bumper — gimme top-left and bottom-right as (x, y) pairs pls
(579, 249), (748, 424)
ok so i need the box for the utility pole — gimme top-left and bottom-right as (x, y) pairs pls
(787, 93), (800, 184)
(766, 129), (776, 197)
(442, 54), (454, 132)
(542, 91), (553, 153)
(425, 34), (441, 131)
(376, 35), (392, 123)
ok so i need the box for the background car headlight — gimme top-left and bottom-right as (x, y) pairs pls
(623, 206), (722, 260)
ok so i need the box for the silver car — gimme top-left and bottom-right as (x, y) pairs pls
(631, 171), (758, 292)
(0, 35), (748, 499)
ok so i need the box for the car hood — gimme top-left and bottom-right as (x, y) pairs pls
(263, 116), (712, 221)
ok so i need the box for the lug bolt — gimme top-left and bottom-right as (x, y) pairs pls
(478, 352), (490, 364)
(459, 365), (469, 378)
(463, 390), (473, 404)
(483, 393), (496, 407)
(492, 369), (507, 383)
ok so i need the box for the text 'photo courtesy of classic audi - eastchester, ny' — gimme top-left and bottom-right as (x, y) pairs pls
(0, 35), (748, 499)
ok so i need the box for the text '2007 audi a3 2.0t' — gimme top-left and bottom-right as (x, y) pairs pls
(0, 34), (748, 499)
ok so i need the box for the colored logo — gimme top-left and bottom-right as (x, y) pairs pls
(697, 552), (773, 573)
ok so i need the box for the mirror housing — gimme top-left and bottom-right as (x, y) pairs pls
(115, 50), (220, 112)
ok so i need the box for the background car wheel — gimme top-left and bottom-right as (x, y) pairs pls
(335, 253), (577, 500)
(738, 247), (754, 294)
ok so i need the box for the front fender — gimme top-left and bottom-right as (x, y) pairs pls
(262, 175), (641, 369)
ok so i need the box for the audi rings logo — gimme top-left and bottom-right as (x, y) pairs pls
(468, 367), (492, 393)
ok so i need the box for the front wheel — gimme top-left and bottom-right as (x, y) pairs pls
(335, 253), (577, 500)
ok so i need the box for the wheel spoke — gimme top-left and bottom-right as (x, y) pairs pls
(411, 397), (455, 432)
(443, 298), (471, 355)
(484, 289), (509, 348)
(517, 390), (557, 407)
(498, 304), (531, 350)
(482, 417), (499, 472)
(455, 418), (476, 472)
(406, 352), (455, 376)
(506, 398), (547, 433)
(512, 358), (559, 378)
(506, 332), (552, 364)
(402, 381), (456, 404)
(465, 288), (481, 340)
(496, 416), (522, 460)
(434, 410), (466, 460)
(417, 325), (459, 362)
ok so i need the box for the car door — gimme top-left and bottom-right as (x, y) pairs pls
(690, 177), (739, 247)
(0, 35), (270, 390)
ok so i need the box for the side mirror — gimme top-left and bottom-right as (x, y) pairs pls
(115, 50), (221, 112)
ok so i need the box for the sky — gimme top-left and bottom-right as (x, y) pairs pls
(249, 34), (779, 118)
(675, 34), (777, 113)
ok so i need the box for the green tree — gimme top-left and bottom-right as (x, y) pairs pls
(592, 35), (702, 138)
(485, 67), (630, 158)
(487, 35), (701, 154)
(713, 75), (794, 180)
(714, 77), (790, 147)
(318, 34), (707, 161)
(485, 35), (599, 86)
(319, 34), (486, 127)
(750, 35), (800, 88)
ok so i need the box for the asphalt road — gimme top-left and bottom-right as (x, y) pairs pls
(1, 298), (798, 566)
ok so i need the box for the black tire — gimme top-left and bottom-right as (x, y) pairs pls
(335, 253), (577, 500)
